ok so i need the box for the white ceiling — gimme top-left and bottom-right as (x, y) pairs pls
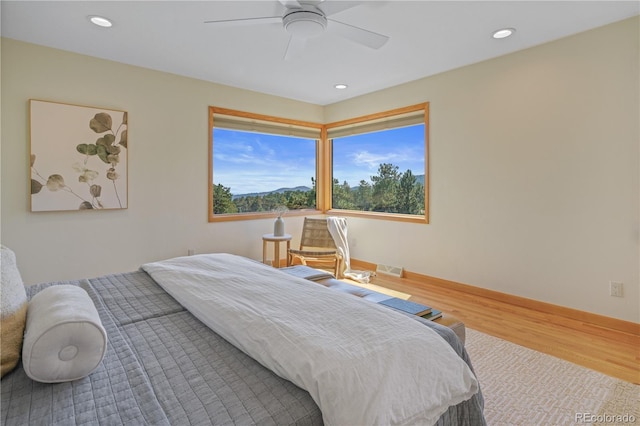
(2, 1), (638, 105)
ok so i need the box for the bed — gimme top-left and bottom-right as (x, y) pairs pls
(1, 252), (486, 425)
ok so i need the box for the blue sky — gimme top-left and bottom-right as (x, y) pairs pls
(333, 124), (425, 188)
(213, 124), (425, 195)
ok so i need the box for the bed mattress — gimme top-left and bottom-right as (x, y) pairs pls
(1, 268), (485, 425)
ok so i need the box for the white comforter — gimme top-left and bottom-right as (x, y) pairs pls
(141, 253), (478, 426)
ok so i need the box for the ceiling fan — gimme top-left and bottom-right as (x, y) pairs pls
(204, 0), (389, 60)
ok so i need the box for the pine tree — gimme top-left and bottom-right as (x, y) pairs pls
(397, 169), (422, 214)
(212, 183), (237, 214)
(354, 180), (372, 211)
(371, 163), (400, 212)
(333, 179), (356, 209)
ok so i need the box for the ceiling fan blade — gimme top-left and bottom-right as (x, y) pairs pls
(318, 1), (362, 17)
(278, 0), (302, 8)
(327, 19), (389, 49)
(204, 16), (281, 27)
(284, 36), (307, 61)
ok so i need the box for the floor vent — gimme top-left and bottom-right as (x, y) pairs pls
(376, 264), (404, 278)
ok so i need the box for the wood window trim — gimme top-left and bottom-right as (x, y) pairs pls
(208, 107), (323, 222)
(208, 104), (429, 224)
(324, 103), (429, 224)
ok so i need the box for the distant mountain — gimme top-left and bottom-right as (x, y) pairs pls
(232, 186), (311, 200)
(232, 174), (423, 200)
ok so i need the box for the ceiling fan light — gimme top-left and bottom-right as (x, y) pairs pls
(283, 10), (327, 38)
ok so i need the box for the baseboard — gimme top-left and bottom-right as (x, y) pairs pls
(350, 258), (640, 336)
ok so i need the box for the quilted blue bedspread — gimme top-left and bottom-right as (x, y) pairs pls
(1, 269), (485, 425)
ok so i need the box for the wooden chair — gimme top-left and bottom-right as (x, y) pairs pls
(287, 218), (341, 276)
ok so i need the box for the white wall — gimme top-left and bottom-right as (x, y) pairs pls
(0, 38), (321, 284)
(326, 17), (639, 323)
(2, 17), (638, 322)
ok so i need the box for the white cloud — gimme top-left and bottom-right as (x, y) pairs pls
(350, 149), (416, 169)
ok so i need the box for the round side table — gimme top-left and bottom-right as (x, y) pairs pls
(262, 233), (292, 268)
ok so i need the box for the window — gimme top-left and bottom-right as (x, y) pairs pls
(209, 107), (322, 221)
(326, 104), (429, 223)
(209, 104), (429, 223)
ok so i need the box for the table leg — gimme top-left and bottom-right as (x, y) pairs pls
(274, 241), (281, 268)
(262, 240), (267, 265)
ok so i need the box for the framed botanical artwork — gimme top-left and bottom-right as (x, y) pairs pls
(29, 100), (128, 211)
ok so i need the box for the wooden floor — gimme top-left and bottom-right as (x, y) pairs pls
(366, 272), (640, 385)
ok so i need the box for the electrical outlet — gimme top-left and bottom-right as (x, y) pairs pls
(609, 281), (623, 297)
(188, 248), (196, 256)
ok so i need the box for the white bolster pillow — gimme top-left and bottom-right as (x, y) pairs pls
(22, 285), (107, 383)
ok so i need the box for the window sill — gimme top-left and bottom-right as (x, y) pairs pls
(209, 209), (322, 223)
(326, 209), (429, 224)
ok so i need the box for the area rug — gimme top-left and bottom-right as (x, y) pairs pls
(465, 328), (639, 425)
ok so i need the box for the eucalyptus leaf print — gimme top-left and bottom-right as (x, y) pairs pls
(78, 171), (99, 183)
(76, 143), (98, 156)
(90, 185), (101, 198)
(96, 143), (109, 164)
(72, 163), (99, 183)
(89, 113), (112, 133)
(30, 154), (43, 194)
(119, 130), (127, 148)
(46, 174), (65, 191)
(106, 168), (119, 180)
(31, 179), (43, 194)
(29, 100), (128, 211)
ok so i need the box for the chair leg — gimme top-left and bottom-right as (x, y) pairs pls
(337, 256), (346, 278)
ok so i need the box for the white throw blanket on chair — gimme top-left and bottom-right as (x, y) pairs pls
(327, 217), (371, 283)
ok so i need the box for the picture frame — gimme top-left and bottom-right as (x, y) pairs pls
(29, 100), (128, 212)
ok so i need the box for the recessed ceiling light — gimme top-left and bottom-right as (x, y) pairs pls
(334, 84), (348, 90)
(89, 16), (113, 28)
(492, 28), (515, 39)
